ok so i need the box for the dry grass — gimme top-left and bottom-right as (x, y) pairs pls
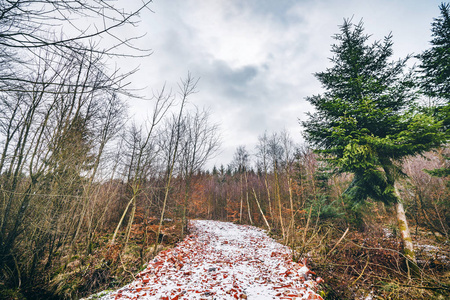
(291, 218), (450, 300)
(30, 220), (184, 300)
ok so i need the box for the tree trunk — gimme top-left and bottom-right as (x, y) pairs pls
(264, 177), (273, 221)
(287, 176), (295, 244)
(111, 194), (136, 245)
(239, 174), (244, 223)
(244, 172), (253, 225)
(181, 176), (191, 238)
(273, 163), (285, 239)
(395, 201), (416, 263)
(252, 188), (270, 232)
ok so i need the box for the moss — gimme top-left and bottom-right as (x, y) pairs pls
(398, 220), (407, 232)
(403, 248), (416, 259)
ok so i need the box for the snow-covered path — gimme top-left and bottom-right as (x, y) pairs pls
(101, 220), (323, 300)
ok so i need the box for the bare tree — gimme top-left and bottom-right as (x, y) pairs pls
(256, 132), (274, 223)
(111, 87), (173, 246)
(231, 146), (252, 224)
(279, 130), (297, 243)
(0, 43), (129, 286)
(178, 108), (220, 235)
(153, 73), (198, 256)
(267, 133), (286, 239)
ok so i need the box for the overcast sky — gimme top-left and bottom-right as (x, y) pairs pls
(121, 0), (444, 169)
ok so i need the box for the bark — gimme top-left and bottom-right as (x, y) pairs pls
(286, 176), (295, 244)
(239, 174), (244, 223)
(181, 176), (191, 238)
(110, 194), (136, 245)
(252, 188), (270, 232)
(273, 162), (285, 239)
(264, 177), (273, 221)
(245, 172), (253, 225)
(395, 201), (416, 263)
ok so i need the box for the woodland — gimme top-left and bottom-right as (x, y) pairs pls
(0, 1), (449, 299)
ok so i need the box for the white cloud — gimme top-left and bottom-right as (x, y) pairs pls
(121, 0), (444, 169)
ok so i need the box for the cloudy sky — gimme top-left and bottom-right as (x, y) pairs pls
(122, 0), (444, 169)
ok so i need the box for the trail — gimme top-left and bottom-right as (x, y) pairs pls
(100, 220), (323, 300)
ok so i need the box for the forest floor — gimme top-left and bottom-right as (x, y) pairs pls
(303, 221), (450, 299)
(92, 220), (324, 300)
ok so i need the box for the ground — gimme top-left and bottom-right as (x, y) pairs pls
(95, 220), (324, 300)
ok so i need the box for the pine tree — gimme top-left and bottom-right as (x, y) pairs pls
(302, 20), (445, 265)
(418, 3), (450, 103)
(418, 3), (450, 177)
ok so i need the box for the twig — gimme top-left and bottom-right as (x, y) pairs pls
(372, 283), (450, 292)
(350, 254), (370, 286)
(119, 252), (136, 279)
(325, 227), (349, 260)
(302, 205), (312, 245)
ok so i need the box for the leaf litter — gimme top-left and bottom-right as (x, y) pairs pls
(100, 220), (323, 300)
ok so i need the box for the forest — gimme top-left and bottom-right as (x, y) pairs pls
(0, 1), (449, 299)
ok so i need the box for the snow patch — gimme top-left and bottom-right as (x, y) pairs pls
(99, 220), (323, 299)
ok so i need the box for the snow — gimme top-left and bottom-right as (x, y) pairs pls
(414, 242), (450, 265)
(99, 220), (323, 300)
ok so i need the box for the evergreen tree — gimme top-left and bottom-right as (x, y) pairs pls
(418, 3), (450, 177)
(302, 20), (445, 264)
(418, 3), (450, 104)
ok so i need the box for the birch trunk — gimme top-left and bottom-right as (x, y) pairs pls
(395, 201), (416, 263)
(393, 185), (419, 277)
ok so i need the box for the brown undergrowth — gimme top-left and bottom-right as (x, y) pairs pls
(24, 220), (184, 300)
(289, 218), (450, 299)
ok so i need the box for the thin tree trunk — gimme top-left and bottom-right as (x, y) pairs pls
(153, 166), (174, 256)
(303, 205), (312, 245)
(110, 194), (136, 245)
(252, 188), (270, 231)
(246, 190), (253, 225)
(287, 176), (294, 244)
(124, 197), (137, 246)
(181, 176), (191, 238)
(239, 174), (244, 223)
(274, 163), (285, 239)
(153, 73), (195, 257)
(264, 177), (273, 222)
(245, 172), (253, 225)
